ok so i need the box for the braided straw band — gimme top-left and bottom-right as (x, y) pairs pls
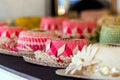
(24, 51), (71, 68)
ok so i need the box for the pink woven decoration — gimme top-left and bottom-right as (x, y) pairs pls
(17, 30), (56, 51)
(40, 17), (67, 31)
(62, 20), (97, 39)
(0, 27), (26, 50)
(45, 38), (89, 57)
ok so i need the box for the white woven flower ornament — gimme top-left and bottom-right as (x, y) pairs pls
(65, 44), (99, 75)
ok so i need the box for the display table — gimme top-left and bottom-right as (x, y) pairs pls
(0, 53), (86, 80)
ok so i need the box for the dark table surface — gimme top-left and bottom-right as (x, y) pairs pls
(0, 53), (87, 80)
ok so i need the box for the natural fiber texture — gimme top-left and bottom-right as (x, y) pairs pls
(56, 69), (120, 80)
(0, 48), (33, 57)
(100, 25), (120, 44)
(23, 53), (71, 68)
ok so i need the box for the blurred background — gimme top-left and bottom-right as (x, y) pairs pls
(1, 0), (120, 52)
(0, 0), (118, 20)
(0, 0), (118, 30)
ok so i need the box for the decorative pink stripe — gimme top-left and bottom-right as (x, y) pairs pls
(45, 39), (89, 57)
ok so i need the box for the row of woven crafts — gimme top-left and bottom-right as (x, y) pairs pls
(0, 15), (120, 79)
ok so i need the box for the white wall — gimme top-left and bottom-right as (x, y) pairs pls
(115, 0), (120, 13)
(0, 0), (51, 20)
(117, 0), (120, 10)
